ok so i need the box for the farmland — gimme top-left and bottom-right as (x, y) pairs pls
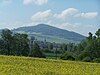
(0, 55), (100, 75)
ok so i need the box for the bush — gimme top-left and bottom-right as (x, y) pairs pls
(82, 56), (91, 62)
(60, 53), (75, 60)
(93, 58), (100, 63)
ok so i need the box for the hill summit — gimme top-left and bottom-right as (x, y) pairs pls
(13, 24), (85, 43)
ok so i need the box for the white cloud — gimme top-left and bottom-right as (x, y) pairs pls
(33, 0), (48, 5)
(23, 0), (33, 5)
(23, 0), (48, 5)
(31, 9), (52, 22)
(55, 8), (98, 20)
(55, 8), (79, 19)
(29, 8), (99, 36)
(76, 12), (98, 19)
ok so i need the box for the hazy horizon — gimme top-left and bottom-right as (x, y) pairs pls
(0, 0), (100, 36)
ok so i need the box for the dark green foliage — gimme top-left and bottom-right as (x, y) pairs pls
(82, 56), (91, 62)
(1, 29), (13, 55)
(78, 50), (91, 60)
(76, 40), (87, 55)
(77, 28), (100, 62)
(59, 44), (66, 53)
(30, 42), (46, 58)
(0, 39), (4, 54)
(93, 58), (100, 63)
(13, 33), (30, 56)
(48, 43), (53, 50)
(59, 43), (76, 54)
(0, 29), (45, 58)
(43, 48), (53, 53)
(60, 53), (75, 60)
(0, 29), (30, 56)
(95, 29), (100, 37)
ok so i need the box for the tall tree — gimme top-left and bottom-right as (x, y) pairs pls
(13, 33), (29, 56)
(95, 28), (100, 38)
(1, 29), (13, 55)
(30, 42), (45, 58)
(48, 43), (53, 50)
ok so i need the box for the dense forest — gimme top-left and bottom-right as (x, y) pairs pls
(0, 28), (100, 63)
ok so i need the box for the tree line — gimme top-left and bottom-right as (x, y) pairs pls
(0, 28), (100, 62)
(60, 28), (100, 62)
(0, 29), (45, 58)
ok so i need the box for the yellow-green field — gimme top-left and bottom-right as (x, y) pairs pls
(0, 55), (100, 75)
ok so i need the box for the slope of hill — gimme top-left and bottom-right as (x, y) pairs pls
(13, 24), (85, 43)
(0, 55), (99, 75)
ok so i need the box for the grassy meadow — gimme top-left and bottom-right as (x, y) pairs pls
(0, 55), (100, 75)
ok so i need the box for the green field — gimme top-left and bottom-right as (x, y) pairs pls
(0, 55), (100, 75)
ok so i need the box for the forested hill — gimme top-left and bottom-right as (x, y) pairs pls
(13, 24), (85, 43)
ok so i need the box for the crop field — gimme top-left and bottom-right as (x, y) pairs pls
(0, 55), (100, 75)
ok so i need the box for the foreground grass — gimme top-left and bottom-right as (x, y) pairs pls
(0, 55), (100, 75)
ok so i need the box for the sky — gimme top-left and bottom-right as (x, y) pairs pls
(0, 0), (100, 36)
